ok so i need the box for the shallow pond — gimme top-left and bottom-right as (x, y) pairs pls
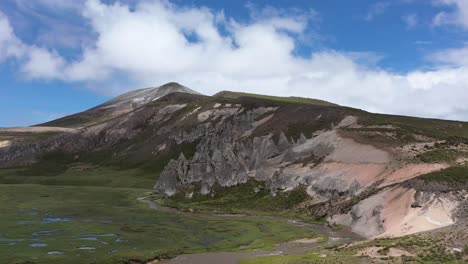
(29, 243), (47, 247)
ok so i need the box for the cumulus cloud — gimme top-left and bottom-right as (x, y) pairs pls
(1, 0), (468, 121)
(434, 0), (468, 29)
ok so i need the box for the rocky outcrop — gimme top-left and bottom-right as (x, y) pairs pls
(154, 112), (393, 198)
(155, 106), (283, 194)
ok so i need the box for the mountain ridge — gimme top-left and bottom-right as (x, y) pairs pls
(38, 82), (200, 128)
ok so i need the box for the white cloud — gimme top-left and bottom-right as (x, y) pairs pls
(365, 2), (390, 21)
(2, 0), (468, 121)
(430, 44), (468, 66)
(0, 11), (67, 79)
(434, 0), (468, 29)
(22, 47), (65, 79)
(0, 12), (26, 61)
(402, 14), (418, 29)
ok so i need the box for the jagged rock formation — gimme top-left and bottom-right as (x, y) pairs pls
(155, 109), (384, 197)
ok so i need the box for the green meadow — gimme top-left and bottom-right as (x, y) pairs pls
(0, 166), (321, 264)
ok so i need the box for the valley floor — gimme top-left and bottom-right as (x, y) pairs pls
(152, 196), (468, 264)
(0, 181), (326, 264)
(0, 166), (465, 264)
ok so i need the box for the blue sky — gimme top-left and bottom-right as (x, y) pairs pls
(1, 0), (468, 127)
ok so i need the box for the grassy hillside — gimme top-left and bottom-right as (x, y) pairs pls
(215, 91), (339, 107)
(360, 112), (468, 140)
(39, 112), (107, 128)
(419, 164), (468, 184)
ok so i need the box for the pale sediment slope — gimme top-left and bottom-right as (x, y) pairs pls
(330, 186), (463, 238)
(0, 140), (11, 149)
(0, 126), (77, 149)
(380, 187), (461, 237)
(0, 126), (77, 133)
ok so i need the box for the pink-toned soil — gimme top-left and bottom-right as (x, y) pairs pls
(379, 164), (447, 187)
(312, 162), (387, 187)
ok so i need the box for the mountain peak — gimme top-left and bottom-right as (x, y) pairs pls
(39, 82), (201, 128)
(157, 82), (201, 95)
(159, 82), (184, 88)
(100, 82), (200, 109)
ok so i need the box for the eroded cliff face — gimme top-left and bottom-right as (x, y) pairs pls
(155, 105), (278, 195)
(153, 102), (464, 238)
